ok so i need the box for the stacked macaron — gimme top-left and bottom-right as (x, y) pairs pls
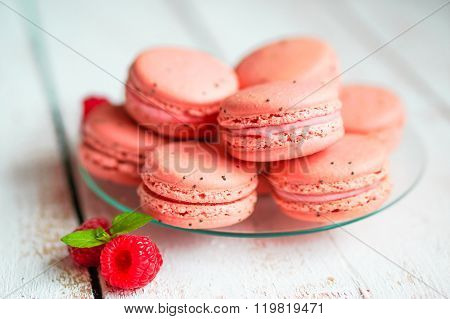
(79, 98), (165, 186)
(219, 37), (402, 223)
(138, 142), (258, 229)
(236, 37), (340, 89)
(267, 134), (391, 222)
(125, 47), (238, 139)
(218, 81), (344, 162)
(79, 37), (404, 229)
(340, 84), (405, 151)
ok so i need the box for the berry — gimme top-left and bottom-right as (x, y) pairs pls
(68, 217), (110, 267)
(82, 96), (109, 121)
(100, 235), (163, 290)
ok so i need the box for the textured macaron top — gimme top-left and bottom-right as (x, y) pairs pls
(130, 47), (238, 108)
(218, 80), (341, 128)
(83, 104), (163, 157)
(141, 142), (258, 203)
(341, 84), (405, 132)
(236, 37), (338, 88)
(268, 134), (387, 188)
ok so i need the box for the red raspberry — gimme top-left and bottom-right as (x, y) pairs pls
(82, 96), (109, 122)
(100, 235), (163, 290)
(68, 217), (110, 267)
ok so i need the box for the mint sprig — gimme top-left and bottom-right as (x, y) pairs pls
(61, 212), (152, 248)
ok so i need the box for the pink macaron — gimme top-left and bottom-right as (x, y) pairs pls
(267, 134), (391, 223)
(218, 81), (344, 162)
(138, 142), (258, 229)
(79, 102), (165, 186)
(125, 47), (238, 139)
(340, 84), (406, 151)
(236, 37), (340, 89)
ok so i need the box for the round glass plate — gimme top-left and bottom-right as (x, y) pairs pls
(79, 126), (425, 238)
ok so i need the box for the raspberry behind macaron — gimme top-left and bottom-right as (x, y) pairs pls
(82, 96), (109, 122)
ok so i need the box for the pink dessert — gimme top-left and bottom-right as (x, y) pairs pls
(236, 37), (340, 89)
(125, 47), (238, 139)
(267, 134), (392, 222)
(138, 142), (258, 229)
(340, 84), (406, 151)
(79, 102), (165, 186)
(218, 80), (344, 162)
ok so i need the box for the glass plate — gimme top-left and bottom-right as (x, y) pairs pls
(79, 126), (425, 238)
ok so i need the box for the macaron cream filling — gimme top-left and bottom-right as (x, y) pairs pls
(139, 184), (256, 206)
(225, 111), (341, 137)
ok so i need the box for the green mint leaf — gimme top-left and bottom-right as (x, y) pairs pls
(94, 227), (111, 243)
(61, 228), (107, 248)
(110, 212), (152, 236)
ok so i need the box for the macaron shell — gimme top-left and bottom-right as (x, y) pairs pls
(127, 72), (223, 118)
(79, 144), (141, 186)
(275, 178), (391, 223)
(132, 47), (238, 106)
(219, 80), (340, 119)
(341, 84), (406, 132)
(142, 172), (257, 204)
(236, 37), (339, 88)
(268, 134), (387, 184)
(138, 184), (257, 229)
(83, 134), (141, 164)
(269, 165), (388, 195)
(141, 142), (258, 195)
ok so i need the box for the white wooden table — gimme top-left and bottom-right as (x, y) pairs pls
(1, 0), (449, 298)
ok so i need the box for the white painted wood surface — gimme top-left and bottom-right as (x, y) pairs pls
(0, 3), (92, 298)
(0, 0), (449, 298)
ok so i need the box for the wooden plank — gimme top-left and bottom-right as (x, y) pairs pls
(322, 0), (450, 298)
(37, 0), (376, 298)
(191, 0), (450, 298)
(35, 0), (209, 298)
(342, 0), (450, 114)
(36, 0), (198, 147)
(0, 2), (92, 298)
(37, 0), (450, 298)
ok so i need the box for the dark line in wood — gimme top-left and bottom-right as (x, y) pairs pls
(88, 268), (103, 299)
(19, 0), (103, 299)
